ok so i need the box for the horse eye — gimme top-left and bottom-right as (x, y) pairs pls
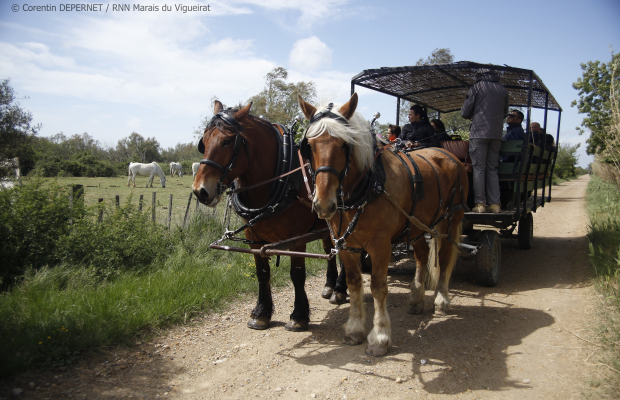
(223, 139), (232, 146)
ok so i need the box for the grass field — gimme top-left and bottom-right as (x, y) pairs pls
(48, 175), (229, 227)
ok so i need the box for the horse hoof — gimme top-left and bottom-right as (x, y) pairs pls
(343, 332), (364, 346)
(284, 319), (309, 332)
(407, 303), (424, 315)
(366, 344), (388, 357)
(321, 287), (334, 299)
(247, 317), (271, 330)
(329, 292), (348, 305)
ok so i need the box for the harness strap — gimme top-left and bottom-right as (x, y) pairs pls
(297, 149), (313, 201)
(383, 191), (448, 239)
(227, 163), (308, 195)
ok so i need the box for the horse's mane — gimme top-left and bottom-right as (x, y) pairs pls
(305, 101), (374, 172)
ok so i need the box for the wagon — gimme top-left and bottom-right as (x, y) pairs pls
(351, 61), (562, 286)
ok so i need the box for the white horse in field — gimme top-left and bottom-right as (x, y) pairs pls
(169, 162), (183, 177)
(192, 162), (200, 178)
(127, 162), (167, 188)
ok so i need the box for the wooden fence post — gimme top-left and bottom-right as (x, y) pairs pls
(152, 192), (156, 222)
(116, 195), (120, 207)
(139, 194), (143, 212)
(195, 195), (200, 211)
(168, 194), (173, 229)
(98, 198), (104, 222)
(183, 192), (193, 227)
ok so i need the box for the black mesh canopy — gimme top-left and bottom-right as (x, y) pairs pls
(351, 61), (562, 113)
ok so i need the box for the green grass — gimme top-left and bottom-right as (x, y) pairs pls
(0, 185), (327, 378)
(585, 175), (620, 395)
(49, 175), (203, 227)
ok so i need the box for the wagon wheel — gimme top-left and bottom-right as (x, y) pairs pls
(360, 252), (372, 273)
(477, 230), (501, 287)
(518, 212), (534, 250)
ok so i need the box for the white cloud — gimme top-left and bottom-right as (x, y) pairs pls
(289, 37), (333, 73)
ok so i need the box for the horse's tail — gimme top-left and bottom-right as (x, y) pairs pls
(426, 236), (441, 291)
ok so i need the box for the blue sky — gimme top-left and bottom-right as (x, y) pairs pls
(1, 0), (619, 167)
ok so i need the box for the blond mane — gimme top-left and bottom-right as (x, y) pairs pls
(305, 102), (374, 171)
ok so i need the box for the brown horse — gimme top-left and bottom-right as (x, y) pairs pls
(297, 93), (468, 356)
(193, 100), (346, 331)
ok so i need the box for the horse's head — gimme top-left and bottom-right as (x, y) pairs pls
(192, 100), (252, 206)
(298, 93), (373, 220)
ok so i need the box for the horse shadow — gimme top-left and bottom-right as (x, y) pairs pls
(279, 292), (554, 395)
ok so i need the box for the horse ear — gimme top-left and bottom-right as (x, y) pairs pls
(234, 102), (252, 122)
(298, 95), (316, 120)
(338, 93), (358, 120)
(213, 100), (223, 114)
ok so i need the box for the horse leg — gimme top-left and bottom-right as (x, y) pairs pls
(247, 255), (273, 330)
(433, 222), (462, 314)
(285, 252), (309, 332)
(365, 242), (392, 357)
(330, 259), (348, 305)
(408, 239), (430, 315)
(321, 238), (337, 299)
(340, 251), (366, 346)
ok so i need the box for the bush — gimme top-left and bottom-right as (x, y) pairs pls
(0, 180), (79, 288)
(34, 152), (117, 177)
(0, 179), (174, 288)
(57, 199), (173, 279)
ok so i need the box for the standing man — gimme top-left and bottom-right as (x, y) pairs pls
(461, 68), (509, 213)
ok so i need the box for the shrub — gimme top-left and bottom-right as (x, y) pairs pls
(57, 198), (174, 279)
(34, 153), (116, 177)
(0, 180), (80, 288)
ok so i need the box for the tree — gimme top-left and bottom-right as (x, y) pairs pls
(0, 79), (39, 174)
(247, 67), (317, 126)
(554, 142), (581, 179)
(571, 52), (620, 155)
(114, 132), (161, 163)
(398, 48), (469, 136)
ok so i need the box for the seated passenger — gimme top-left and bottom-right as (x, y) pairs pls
(430, 119), (452, 142)
(529, 122), (546, 148)
(502, 110), (525, 141)
(399, 105), (439, 148)
(387, 124), (401, 141)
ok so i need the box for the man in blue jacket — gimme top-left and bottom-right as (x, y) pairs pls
(461, 69), (509, 213)
(503, 110), (525, 141)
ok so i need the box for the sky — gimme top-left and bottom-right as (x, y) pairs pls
(1, 0), (619, 167)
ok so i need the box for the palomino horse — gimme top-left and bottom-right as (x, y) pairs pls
(193, 100), (347, 331)
(169, 162), (183, 177)
(127, 162), (167, 188)
(298, 93), (468, 356)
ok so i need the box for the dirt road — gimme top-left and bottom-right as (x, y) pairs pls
(5, 176), (599, 399)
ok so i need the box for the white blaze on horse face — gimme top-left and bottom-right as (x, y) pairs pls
(191, 167), (222, 206)
(309, 135), (343, 220)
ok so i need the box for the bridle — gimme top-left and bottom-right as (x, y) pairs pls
(300, 103), (352, 189)
(197, 109), (251, 196)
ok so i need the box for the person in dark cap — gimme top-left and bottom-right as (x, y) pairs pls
(461, 68), (509, 213)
